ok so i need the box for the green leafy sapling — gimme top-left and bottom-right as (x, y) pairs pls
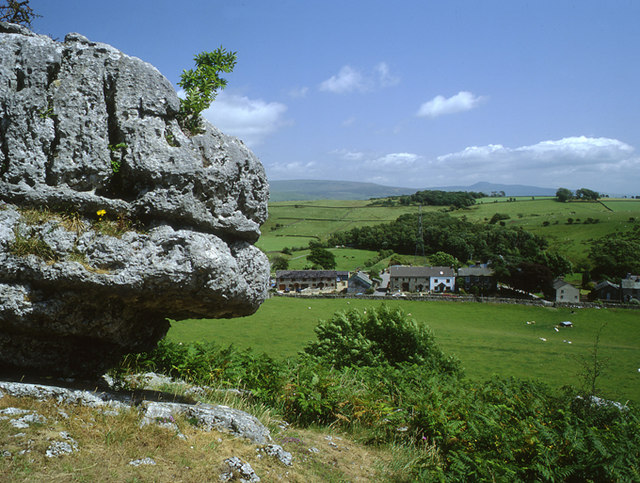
(178, 47), (237, 135)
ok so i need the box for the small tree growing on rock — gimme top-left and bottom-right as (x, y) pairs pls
(178, 47), (237, 135)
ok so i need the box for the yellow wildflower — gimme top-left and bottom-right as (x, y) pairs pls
(96, 209), (106, 218)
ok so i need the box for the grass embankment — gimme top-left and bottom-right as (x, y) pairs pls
(258, 198), (640, 270)
(170, 297), (640, 404)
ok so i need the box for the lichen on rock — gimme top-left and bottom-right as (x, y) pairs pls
(0, 22), (270, 377)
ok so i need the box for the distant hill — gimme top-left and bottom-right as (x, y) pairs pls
(434, 182), (557, 197)
(268, 179), (557, 201)
(268, 180), (414, 201)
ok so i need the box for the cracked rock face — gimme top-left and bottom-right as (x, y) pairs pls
(0, 23), (270, 377)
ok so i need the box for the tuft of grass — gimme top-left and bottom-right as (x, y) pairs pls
(92, 213), (135, 238)
(60, 212), (87, 236)
(8, 228), (57, 262)
(18, 206), (57, 225)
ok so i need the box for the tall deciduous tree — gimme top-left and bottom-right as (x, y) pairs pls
(307, 247), (336, 270)
(555, 187), (573, 202)
(270, 256), (289, 271)
(575, 188), (599, 201)
(589, 231), (640, 279)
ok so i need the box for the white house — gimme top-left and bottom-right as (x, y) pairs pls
(553, 279), (580, 303)
(388, 266), (455, 293)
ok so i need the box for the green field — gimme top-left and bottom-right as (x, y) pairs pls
(169, 297), (640, 404)
(258, 198), (640, 269)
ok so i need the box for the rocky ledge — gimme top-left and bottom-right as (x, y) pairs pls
(0, 23), (270, 376)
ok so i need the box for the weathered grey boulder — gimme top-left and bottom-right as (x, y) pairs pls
(0, 23), (270, 376)
(140, 400), (271, 444)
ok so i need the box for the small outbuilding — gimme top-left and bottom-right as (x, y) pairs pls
(558, 321), (573, 328)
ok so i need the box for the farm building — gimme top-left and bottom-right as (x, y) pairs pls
(592, 280), (621, 302)
(275, 270), (349, 293)
(347, 271), (373, 294)
(388, 266), (455, 293)
(553, 279), (580, 303)
(456, 266), (496, 294)
(621, 274), (640, 302)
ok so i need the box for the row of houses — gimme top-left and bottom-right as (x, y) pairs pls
(275, 270), (350, 293)
(275, 265), (497, 295)
(386, 266), (496, 293)
(275, 267), (637, 304)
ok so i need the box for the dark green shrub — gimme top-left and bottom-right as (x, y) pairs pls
(489, 213), (510, 224)
(302, 305), (461, 375)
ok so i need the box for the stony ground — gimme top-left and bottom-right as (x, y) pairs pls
(0, 376), (396, 482)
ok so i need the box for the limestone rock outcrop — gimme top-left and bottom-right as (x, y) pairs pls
(0, 22), (270, 376)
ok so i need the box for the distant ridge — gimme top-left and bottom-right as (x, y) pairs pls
(434, 181), (557, 197)
(268, 180), (414, 201)
(268, 179), (557, 201)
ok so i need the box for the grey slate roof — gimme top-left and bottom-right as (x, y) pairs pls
(594, 280), (619, 291)
(621, 275), (640, 290)
(389, 266), (455, 278)
(553, 279), (574, 290)
(457, 267), (494, 277)
(349, 271), (372, 286)
(276, 270), (349, 280)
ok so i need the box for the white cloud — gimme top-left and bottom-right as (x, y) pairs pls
(313, 137), (637, 192)
(333, 149), (365, 161)
(438, 136), (633, 166)
(432, 136), (637, 191)
(266, 136), (638, 194)
(370, 152), (421, 167)
(341, 116), (356, 127)
(417, 91), (485, 118)
(319, 65), (366, 94)
(202, 92), (288, 146)
(267, 160), (319, 179)
(320, 63), (400, 94)
(288, 86), (309, 98)
(375, 62), (400, 87)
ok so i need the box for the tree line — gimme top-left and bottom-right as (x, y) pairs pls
(327, 211), (572, 295)
(370, 190), (484, 208)
(556, 187), (600, 202)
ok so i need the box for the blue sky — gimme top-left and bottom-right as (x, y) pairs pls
(30, 1), (640, 193)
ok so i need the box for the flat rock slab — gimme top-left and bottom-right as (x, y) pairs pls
(0, 380), (271, 443)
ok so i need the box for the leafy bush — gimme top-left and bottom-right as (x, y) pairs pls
(489, 212), (510, 224)
(302, 305), (461, 375)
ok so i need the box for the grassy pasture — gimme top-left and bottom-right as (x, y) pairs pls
(285, 247), (381, 271)
(260, 198), (640, 268)
(169, 297), (640, 404)
(259, 200), (425, 249)
(459, 198), (639, 264)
